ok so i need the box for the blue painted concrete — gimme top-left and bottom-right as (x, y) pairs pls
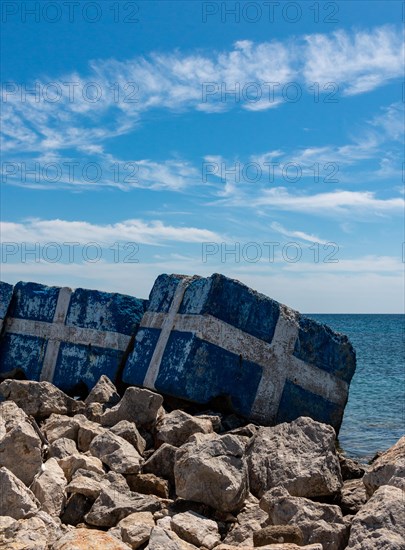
(65, 288), (145, 335)
(293, 315), (356, 383)
(0, 333), (46, 380)
(0, 281), (146, 390)
(155, 331), (263, 416)
(10, 282), (60, 322)
(53, 342), (125, 393)
(0, 281), (13, 323)
(276, 379), (344, 428)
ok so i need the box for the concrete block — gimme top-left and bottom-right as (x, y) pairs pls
(0, 282), (146, 392)
(123, 274), (356, 432)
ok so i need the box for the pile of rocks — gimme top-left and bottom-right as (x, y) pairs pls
(0, 376), (403, 549)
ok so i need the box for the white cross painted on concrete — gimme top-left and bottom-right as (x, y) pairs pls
(3, 287), (132, 383)
(140, 278), (348, 425)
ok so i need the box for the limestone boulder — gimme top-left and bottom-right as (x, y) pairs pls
(57, 453), (104, 482)
(222, 493), (268, 546)
(48, 437), (78, 459)
(89, 430), (143, 474)
(143, 443), (177, 483)
(111, 420), (147, 455)
(174, 433), (249, 512)
(86, 487), (161, 527)
(0, 403), (43, 486)
(100, 387), (163, 427)
(31, 457), (67, 517)
(171, 511), (220, 549)
(0, 379), (85, 419)
(146, 526), (198, 550)
(260, 486), (349, 550)
(127, 473), (170, 499)
(52, 528), (131, 549)
(246, 417), (342, 498)
(156, 410), (213, 447)
(346, 484), (405, 549)
(85, 375), (120, 407)
(363, 435), (405, 497)
(109, 511), (155, 549)
(0, 467), (39, 519)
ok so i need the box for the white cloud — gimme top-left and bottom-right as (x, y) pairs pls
(270, 221), (329, 244)
(0, 218), (223, 246)
(303, 25), (403, 95)
(253, 188), (404, 214)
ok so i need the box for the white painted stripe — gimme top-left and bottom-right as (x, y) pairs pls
(140, 309), (348, 418)
(40, 287), (72, 382)
(5, 318), (131, 352)
(143, 277), (192, 390)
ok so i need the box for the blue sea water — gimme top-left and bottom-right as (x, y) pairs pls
(307, 314), (405, 462)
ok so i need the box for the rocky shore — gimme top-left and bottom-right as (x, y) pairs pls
(0, 376), (403, 550)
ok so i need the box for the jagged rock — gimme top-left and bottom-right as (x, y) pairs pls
(66, 469), (106, 499)
(60, 493), (93, 526)
(0, 379), (85, 419)
(111, 420), (147, 455)
(363, 435), (405, 497)
(109, 511), (155, 549)
(146, 526), (198, 550)
(339, 479), (368, 515)
(0, 467), (39, 519)
(195, 413), (223, 432)
(52, 527), (131, 549)
(89, 430), (143, 474)
(58, 453), (105, 482)
(85, 487), (161, 527)
(253, 525), (304, 546)
(0, 515), (49, 549)
(143, 443), (177, 483)
(0, 400), (27, 435)
(31, 457), (67, 517)
(76, 416), (105, 452)
(42, 414), (81, 443)
(0, 403), (43, 485)
(127, 473), (170, 499)
(86, 401), (104, 422)
(171, 511), (221, 549)
(174, 433), (249, 512)
(100, 387), (163, 427)
(338, 453), (367, 480)
(260, 486), (349, 550)
(346, 484), (405, 549)
(156, 410), (213, 447)
(66, 469), (129, 500)
(85, 375), (120, 407)
(246, 417), (342, 498)
(222, 493), (267, 546)
(49, 437), (78, 459)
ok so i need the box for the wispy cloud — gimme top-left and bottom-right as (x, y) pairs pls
(1, 25), (402, 158)
(270, 221), (329, 244)
(0, 218), (223, 246)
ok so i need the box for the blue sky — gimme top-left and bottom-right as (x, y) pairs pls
(1, 0), (404, 312)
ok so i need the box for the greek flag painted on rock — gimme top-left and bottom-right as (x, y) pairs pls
(123, 274), (356, 432)
(0, 274), (356, 431)
(0, 281), (146, 392)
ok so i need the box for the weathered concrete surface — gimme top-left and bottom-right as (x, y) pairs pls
(0, 281), (145, 392)
(0, 274), (355, 431)
(123, 273), (356, 432)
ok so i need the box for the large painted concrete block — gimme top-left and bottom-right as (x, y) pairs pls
(123, 273), (356, 432)
(0, 281), (146, 392)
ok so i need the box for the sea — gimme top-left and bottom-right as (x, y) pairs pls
(307, 314), (405, 463)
